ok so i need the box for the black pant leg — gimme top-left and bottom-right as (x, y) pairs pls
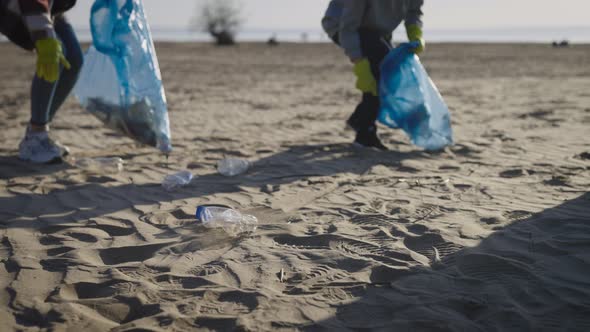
(349, 29), (392, 131)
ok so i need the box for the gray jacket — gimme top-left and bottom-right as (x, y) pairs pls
(322, 0), (424, 60)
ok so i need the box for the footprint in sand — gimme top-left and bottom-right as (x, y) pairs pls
(453, 183), (473, 191)
(544, 175), (570, 187)
(187, 261), (228, 277)
(38, 220), (138, 259)
(439, 164), (462, 172)
(217, 290), (260, 312)
(139, 207), (196, 227)
(284, 265), (363, 299)
(194, 317), (239, 331)
(99, 242), (172, 265)
(40, 220), (136, 240)
(575, 152), (590, 160)
(186, 290), (261, 329)
(406, 224), (429, 235)
(155, 274), (214, 289)
(112, 297), (163, 324)
(451, 143), (484, 156)
(404, 233), (464, 265)
(331, 237), (414, 268)
(350, 213), (399, 229)
(273, 233), (413, 268)
(57, 279), (134, 300)
(503, 210), (534, 222)
(499, 169), (529, 178)
(480, 216), (504, 225)
(518, 109), (554, 120)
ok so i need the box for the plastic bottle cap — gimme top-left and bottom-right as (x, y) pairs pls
(195, 204), (232, 221)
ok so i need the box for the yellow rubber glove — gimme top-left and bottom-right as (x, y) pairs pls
(353, 58), (378, 96)
(35, 38), (71, 83)
(406, 24), (425, 54)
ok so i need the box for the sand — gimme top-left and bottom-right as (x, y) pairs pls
(1, 42), (589, 331)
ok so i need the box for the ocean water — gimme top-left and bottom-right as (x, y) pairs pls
(73, 26), (590, 43)
(2, 26), (588, 44)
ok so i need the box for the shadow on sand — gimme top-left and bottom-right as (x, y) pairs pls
(0, 156), (71, 180)
(303, 192), (590, 331)
(0, 143), (429, 225)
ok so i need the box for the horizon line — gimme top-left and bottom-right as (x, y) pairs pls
(70, 25), (590, 33)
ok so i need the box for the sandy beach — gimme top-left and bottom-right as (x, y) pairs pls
(1, 41), (589, 331)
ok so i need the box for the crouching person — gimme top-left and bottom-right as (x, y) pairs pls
(322, 0), (425, 150)
(1, 0), (82, 163)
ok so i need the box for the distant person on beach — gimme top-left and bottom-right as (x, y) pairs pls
(322, 0), (425, 150)
(0, 0), (82, 163)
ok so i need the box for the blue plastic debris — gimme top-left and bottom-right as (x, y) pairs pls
(75, 0), (171, 153)
(378, 42), (453, 151)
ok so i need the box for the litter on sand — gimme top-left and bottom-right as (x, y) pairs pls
(75, 0), (172, 153)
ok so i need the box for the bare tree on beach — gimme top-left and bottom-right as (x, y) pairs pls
(191, 0), (243, 46)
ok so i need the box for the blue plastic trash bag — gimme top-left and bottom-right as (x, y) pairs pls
(74, 0), (172, 153)
(378, 42), (453, 150)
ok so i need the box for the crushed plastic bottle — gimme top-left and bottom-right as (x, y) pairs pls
(74, 157), (124, 174)
(196, 205), (258, 236)
(217, 158), (251, 177)
(162, 170), (193, 190)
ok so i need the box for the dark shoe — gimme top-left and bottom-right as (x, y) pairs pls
(353, 127), (388, 151)
(346, 116), (361, 132)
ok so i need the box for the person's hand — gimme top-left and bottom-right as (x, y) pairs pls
(406, 24), (425, 54)
(34, 38), (71, 83)
(353, 58), (378, 96)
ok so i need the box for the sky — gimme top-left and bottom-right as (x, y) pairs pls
(66, 0), (590, 41)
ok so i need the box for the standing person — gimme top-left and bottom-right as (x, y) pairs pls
(322, 0), (425, 150)
(0, 0), (82, 163)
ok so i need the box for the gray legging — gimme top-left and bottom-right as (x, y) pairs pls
(30, 16), (83, 126)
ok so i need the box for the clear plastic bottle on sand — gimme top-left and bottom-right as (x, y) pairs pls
(217, 158), (251, 176)
(196, 205), (258, 236)
(162, 170), (193, 190)
(74, 157), (123, 174)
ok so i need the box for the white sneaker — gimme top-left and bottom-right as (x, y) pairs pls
(18, 130), (64, 164)
(51, 138), (70, 157)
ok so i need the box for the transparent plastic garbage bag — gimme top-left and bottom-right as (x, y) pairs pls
(74, 0), (171, 153)
(378, 42), (453, 150)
